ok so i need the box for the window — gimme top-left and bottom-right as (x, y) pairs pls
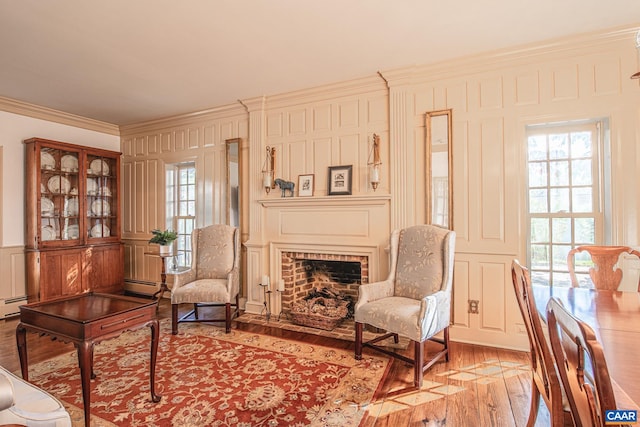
(526, 120), (608, 287)
(166, 163), (196, 268)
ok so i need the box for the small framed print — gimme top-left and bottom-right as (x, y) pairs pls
(298, 174), (314, 197)
(327, 165), (352, 195)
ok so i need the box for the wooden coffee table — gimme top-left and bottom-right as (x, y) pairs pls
(16, 293), (161, 427)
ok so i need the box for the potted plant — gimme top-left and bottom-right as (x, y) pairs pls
(149, 229), (178, 255)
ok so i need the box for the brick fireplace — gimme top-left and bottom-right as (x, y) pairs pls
(279, 251), (369, 318)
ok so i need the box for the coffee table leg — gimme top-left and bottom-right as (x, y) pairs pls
(149, 319), (161, 403)
(15, 324), (29, 381)
(77, 341), (93, 427)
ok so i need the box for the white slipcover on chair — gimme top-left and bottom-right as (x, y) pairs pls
(0, 366), (71, 426)
(171, 224), (240, 334)
(354, 224), (455, 388)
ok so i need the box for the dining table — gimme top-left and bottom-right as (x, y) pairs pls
(532, 284), (640, 408)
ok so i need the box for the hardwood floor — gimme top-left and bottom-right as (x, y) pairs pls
(0, 299), (549, 427)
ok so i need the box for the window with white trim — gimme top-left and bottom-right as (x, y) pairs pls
(526, 120), (608, 287)
(166, 163), (196, 268)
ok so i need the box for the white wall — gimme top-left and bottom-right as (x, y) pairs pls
(0, 110), (120, 246)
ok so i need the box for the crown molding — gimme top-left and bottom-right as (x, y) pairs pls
(119, 102), (247, 135)
(0, 96), (119, 136)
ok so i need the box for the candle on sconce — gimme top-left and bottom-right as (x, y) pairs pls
(277, 279), (285, 292)
(262, 275), (270, 286)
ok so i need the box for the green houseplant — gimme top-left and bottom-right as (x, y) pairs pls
(149, 229), (178, 255)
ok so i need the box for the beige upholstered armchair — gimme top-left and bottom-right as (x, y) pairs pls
(0, 366), (71, 426)
(354, 224), (456, 388)
(171, 224), (240, 334)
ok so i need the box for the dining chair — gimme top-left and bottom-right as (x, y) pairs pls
(354, 224), (455, 388)
(171, 224), (240, 334)
(547, 297), (618, 427)
(567, 245), (640, 291)
(511, 260), (573, 427)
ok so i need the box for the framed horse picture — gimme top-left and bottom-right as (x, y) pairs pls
(328, 165), (352, 195)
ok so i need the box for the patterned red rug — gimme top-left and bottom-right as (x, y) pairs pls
(26, 320), (390, 426)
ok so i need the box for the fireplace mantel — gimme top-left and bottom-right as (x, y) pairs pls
(259, 194), (390, 208)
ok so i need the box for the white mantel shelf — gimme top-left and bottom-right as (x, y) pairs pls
(258, 194), (391, 208)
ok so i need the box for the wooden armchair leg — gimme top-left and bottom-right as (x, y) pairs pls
(225, 303), (231, 333)
(444, 327), (450, 362)
(414, 340), (424, 388)
(171, 304), (178, 335)
(355, 322), (363, 360)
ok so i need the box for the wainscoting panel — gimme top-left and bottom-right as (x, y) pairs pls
(0, 246), (26, 317)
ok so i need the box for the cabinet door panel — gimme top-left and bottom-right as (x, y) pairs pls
(84, 245), (124, 293)
(40, 250), (84, 300)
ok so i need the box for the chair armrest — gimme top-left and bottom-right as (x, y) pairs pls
(172, 269), (196, 290)
(0, 371), (14, 411)
(418, 290), (451, 338)
(355, 279), (394, 311)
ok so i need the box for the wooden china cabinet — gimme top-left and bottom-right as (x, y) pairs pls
(24, 137), (124, 302)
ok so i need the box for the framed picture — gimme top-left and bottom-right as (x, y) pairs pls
(298, 174), (314, 197)
(327, 165), (352, 195)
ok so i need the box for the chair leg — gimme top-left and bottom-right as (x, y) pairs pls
(444, 327), (450, 362)
(414, 340), (424, 388)
(225, 303), (231, 333)
(194, 304), (199, 320)
(355, 322), (363, 360)
(172, 304), (178, 335)
(527, 378), (540, 427)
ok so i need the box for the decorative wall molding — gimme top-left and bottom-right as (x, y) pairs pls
(0, 96), (119, 136)
(258, 194), (390, 208)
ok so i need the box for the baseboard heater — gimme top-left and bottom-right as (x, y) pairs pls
(3, 295), (27, 319)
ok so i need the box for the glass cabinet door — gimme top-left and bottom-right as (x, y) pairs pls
(39, 146), (81, 245)
(86, 153), (117, 240)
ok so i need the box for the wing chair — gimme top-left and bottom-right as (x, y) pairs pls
(354, 224), (455, 388)
(171, 224), (240, 334)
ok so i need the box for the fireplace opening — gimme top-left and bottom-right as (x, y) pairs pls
(280, 251), (368, 330)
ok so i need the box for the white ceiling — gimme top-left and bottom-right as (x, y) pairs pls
(1, 0), (639, 126)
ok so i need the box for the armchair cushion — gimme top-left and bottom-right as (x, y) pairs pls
(172, 278), (232, 304)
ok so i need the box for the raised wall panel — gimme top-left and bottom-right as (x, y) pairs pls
(288, 109), (306, 135)
(204, 124), (216, 147)
(287, 141), (306, 180)
(122, 138), (133, 156)
(221, 121), (234, 141)
(134, 161), (146, 233)
(267, 112), (283, 137)
(202, 151), (216, 225)
(338, 100), (359, 128)
(414, 88), (434, 115)
(338, 134), (361, 170)
(313, 105), (332, 131)
(175, 129), (186, 151)
(433, 86), (447, 110)
(148, 134), (158, 154)
(479, 77), (504, 110)
(594, 60), (621, 96)
(480, 119), (505, 242)
(188, 128), (200, 149)
(280, 209), (370, 238)
(452, 259), (471, 328)
(146, 159), (159, 231)
(552, 65), (579, 101)
(161, 132), (172, 152)
(453, 120), (470, 242)
(480, 262), (507, 331)
(515, 72), (540, 106)
(122, 162), (133, 233)
(134, 136), (145, 156)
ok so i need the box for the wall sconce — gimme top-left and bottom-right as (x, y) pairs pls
(631, 29), (640, 79)
(262, 146), (276, 193)
(368, 134), (382, 191)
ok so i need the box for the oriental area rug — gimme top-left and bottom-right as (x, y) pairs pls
(25, 320), (390, 427)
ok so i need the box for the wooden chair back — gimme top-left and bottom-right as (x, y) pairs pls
(546, 297), (618, 427)
(567, 245), (640, 290)
(511, 260), (568, 426)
